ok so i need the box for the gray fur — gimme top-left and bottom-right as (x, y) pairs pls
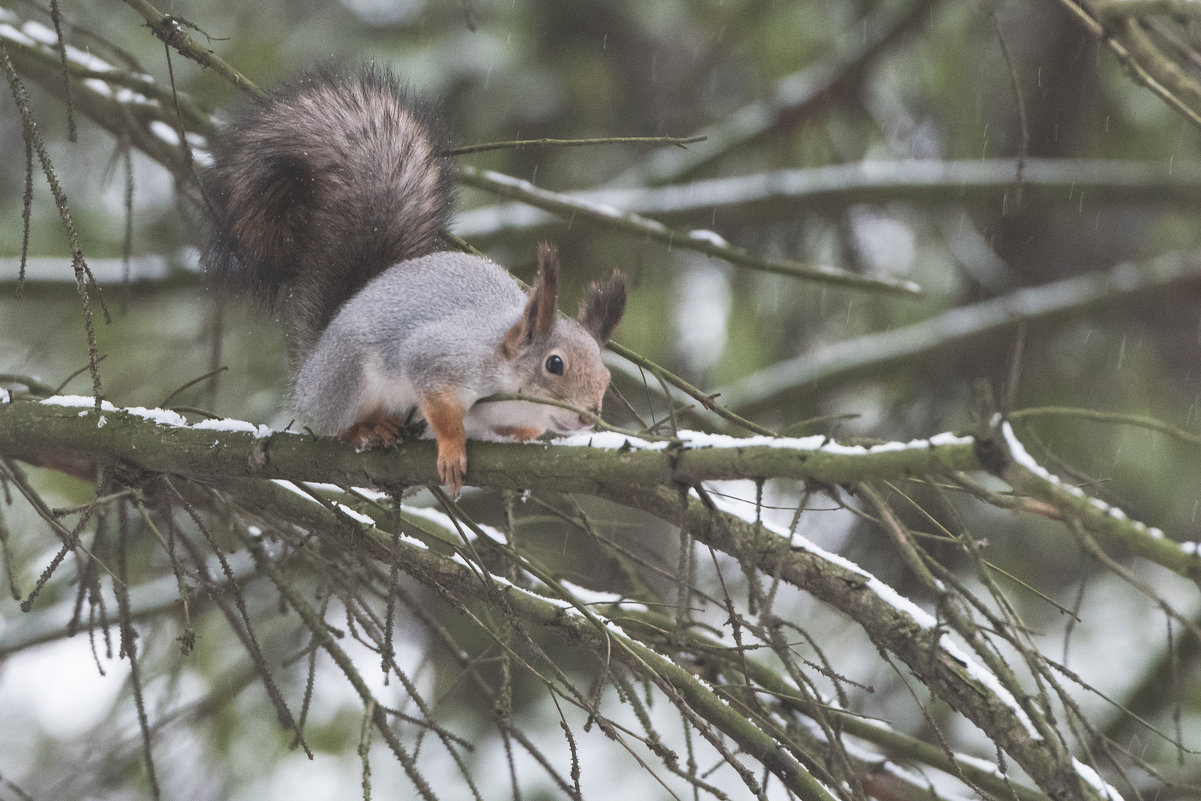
(293, 251), (613, 437)
(204, 65), (454, 356)
(203, 66), (626, 457)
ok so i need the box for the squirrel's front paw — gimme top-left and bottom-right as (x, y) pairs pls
(436, 442), (467, 498)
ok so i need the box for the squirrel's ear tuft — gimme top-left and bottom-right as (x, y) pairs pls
(578, 270), (627, 345)
(501, 242), (561, 358)
(530, 242), (560, 336)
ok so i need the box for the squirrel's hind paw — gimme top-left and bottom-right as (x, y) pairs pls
(343, 414), (407, 450)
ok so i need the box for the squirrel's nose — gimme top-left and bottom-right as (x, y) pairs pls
(578, 405), (601, 427)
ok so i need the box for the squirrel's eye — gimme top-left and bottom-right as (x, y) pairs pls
(545, 354), (564, 375)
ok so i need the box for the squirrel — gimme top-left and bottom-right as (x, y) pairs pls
(202, 66), (628, 495)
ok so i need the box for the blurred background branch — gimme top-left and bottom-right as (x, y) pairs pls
(4, 0), (1201, 799)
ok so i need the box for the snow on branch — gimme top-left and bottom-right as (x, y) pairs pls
(1, 394), (1192, 800)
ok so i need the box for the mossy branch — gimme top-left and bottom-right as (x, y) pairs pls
(2, 397), (1186, 798)
(0, 397), (1192, 582)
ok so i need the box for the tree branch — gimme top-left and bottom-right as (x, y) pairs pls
(457, 157), (1201, 240)
(1055, 0), (1201, 129)
(458, 166), (922, 296)
(719, 250), (1201, 411)
(3, 392), (1183, 798)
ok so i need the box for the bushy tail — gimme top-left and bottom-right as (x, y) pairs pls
(203, 65), (454, 355)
